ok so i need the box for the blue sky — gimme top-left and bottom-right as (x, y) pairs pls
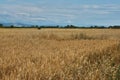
(0, 0), (120, 26)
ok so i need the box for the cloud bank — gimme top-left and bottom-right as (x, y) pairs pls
(0, 2), (120, 25)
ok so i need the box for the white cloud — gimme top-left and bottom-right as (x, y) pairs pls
(16, 13), (30, 16)
(0, 3), (120, 25)
(30, 17), (47, 21)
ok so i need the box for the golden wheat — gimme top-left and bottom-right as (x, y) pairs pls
(0, 28), (120, 80)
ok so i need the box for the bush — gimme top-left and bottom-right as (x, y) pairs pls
(38, 27), (41, 30)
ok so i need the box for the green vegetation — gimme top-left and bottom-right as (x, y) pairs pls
(0, 23), (120, 29)
(115, 65), (120, 80)
(0, 24), (3, 28)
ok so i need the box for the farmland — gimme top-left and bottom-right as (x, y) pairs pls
(0, 28), (120, 80)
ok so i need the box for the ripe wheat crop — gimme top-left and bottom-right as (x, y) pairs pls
(0, 28), (120, 80)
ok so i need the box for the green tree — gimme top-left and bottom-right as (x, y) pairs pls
(10, 25), (14, 28)
(0, 24), (3, 28)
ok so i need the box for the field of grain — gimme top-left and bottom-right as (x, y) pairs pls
(0, 28), (120, 80)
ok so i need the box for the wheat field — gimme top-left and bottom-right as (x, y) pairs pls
(0, 28), (120, 80)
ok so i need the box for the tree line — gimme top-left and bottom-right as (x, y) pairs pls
(0, 23), (120, 29)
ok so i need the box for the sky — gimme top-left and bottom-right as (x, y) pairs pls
(0, 0), (120, 26)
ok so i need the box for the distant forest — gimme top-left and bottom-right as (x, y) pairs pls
(0, 23), (120, 29)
